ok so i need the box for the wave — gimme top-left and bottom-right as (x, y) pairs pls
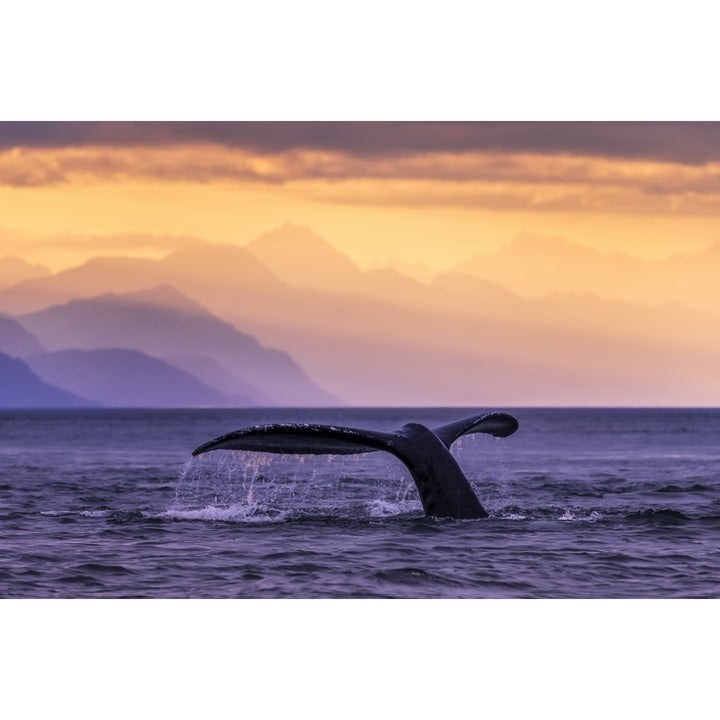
(75, 562), (136, 575)
(655, 483), (713, 493)
(625, 508), (691, 523)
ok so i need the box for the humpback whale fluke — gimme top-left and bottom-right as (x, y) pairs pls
(192, 411), (519, 519)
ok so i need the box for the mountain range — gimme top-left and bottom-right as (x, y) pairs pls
(0, 315), (45, 357)
(3, 224), (720, 405)
(451, 234), (720, 314)
(0, 255), (51, 291)
(15, 286), (336, 406)
(0, 314), (251, 408)
(0, 350), (92, 407)
(25, 349), (238, 408)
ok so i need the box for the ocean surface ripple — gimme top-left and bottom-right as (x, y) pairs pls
(2, 407), (720, 598)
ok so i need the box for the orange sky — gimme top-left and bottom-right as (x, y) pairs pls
(1, 123), (720, 274)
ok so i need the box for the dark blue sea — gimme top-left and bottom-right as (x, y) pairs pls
(2, 407), (720, 599)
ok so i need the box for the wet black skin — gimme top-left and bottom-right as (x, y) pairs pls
(193, 411), (519, 519)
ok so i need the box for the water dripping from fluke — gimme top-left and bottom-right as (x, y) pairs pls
(189, 411), (520, 520)
(168, 448), (425, 523)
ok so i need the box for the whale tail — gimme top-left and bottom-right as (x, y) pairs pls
(432, 411), (519, 447)
(192, 421), (396, 456)
(192, 411), (519, 519)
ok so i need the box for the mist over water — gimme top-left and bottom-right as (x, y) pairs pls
(2, 407), (720, 598)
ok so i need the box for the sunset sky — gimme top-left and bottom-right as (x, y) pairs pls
(4, 122), (720, 405)
(2, 122), (720, 274)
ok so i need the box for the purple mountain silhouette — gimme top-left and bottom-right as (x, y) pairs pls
(0, 316), (45, 357)
(18, 286), (337, 406)
(25, 348), (245, 408)
(0, 351), (93, 407)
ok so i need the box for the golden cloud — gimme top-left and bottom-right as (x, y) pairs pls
(2, 144), (720, 216)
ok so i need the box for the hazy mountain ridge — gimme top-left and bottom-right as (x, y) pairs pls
(0, 316), (46, 357)
(4, 226), (720, 405)
(452, 234), (720, 314)
(17, 286), (337, 406)
(25, 349), (244, 408)
(161, 353), (273, 405)
(0, 350), (94, 407)
(244, 224), (367, 294)
(221, 239), (720, 404)
(0, 255), (51, 291)
(0, 244), (286, 315)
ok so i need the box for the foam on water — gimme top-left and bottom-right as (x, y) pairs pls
(497, 510), (527, 520)
(367, 498), (421, 517)
(162, 504), (292, 523)
(79, 509), (113, 518)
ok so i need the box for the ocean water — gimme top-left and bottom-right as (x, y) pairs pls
(2, 407), (720, 598)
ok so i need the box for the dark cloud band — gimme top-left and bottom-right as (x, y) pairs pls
(1, 122), (719, 164)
